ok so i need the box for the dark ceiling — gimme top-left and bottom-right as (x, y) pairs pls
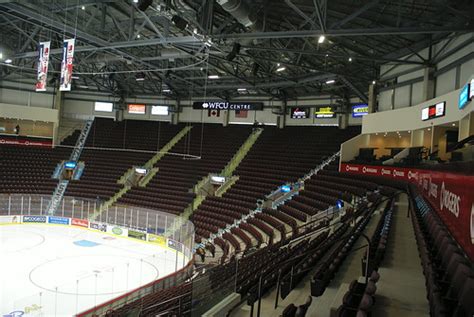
(0, 0), (472, 101)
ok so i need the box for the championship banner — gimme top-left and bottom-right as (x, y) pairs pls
(35, 41), (51, 92)
(59, 38), (75, 91)
(340, 163), (474, 261)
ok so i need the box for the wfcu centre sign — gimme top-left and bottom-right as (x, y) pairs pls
(193, 101), (264, 111)
(341, 163), (474, 261)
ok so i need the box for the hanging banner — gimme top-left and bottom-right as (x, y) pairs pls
(35, 41), (51, 92)
(59, 38), (75, 91)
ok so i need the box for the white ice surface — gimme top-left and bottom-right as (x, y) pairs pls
(0, 224), (187, 317)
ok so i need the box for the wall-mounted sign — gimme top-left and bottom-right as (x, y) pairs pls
(151, 105), (169, 116)
(352, 104), (369, 117)
(290, 107), (309, 119)
(193, 102), (264, 111)
(128, 104), (146, 114)
(459, 83), (469, 110)
(470, 79), (474, 100)
(94, 102), (113, 112)
(315, 106), (335, 118)
(421, 101), (445, 121)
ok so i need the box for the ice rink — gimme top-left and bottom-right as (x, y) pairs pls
(0, 224), (188, 316)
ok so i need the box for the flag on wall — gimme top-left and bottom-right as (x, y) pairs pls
(235, 110), (248, 118)
(59, 38), (76, 91)
(208, 109), (220, 117)
(35, 41), (51, 92)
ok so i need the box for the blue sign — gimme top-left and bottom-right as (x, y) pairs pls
(281, 185), (291, 193)
(352, 104), (369, 117)
(336, 199), (344, 209)
(48, 216), (70, 225)
(64, 161), (77, 169)
(23, 216), (47, 223)
(459, 83), (469, 110)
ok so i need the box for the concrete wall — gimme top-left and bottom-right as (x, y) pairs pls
(362, 77), (474, 136)
(378, 32), (474, 111)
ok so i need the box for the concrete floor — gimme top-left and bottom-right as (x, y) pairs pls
(371, 193), (430, 317)
(228, 194), (430, 317)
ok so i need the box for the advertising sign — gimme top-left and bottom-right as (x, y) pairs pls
(0, 138), (53, 148)
(148, 234), (167, 246)
(470, 79), (474, 100)
(151, 105), (169, 116)
(107, 225), (128, 237)
(128, 229), (147, 240)
(193, 101), (264, 111)
(340, 163), (474, 261)
(290, 107), (309, 119)
(90, 222), (107, 232)
(59, 38), (75, 91)
(35, 41), (51, 92)
(315, 107), (336, 118)
(128, 104), (146, 114)
(0, 216), (20, 224)
(352, 104), (369, 117)
(23, 216), (47, 223)
(459, 83), (470, 110)
(48, 216), (70, 225)
(72, 218), (89, 228)
(421, 101), (445, 121)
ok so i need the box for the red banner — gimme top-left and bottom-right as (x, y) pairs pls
(0, 137), (52, 148)
(340, 163), (474, 261)
(72, 218), (89, 228)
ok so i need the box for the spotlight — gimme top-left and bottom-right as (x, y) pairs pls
(325, 79), (335, 84)
(137, 0), (152, 11)
(81, 5), (85, 10)
(318, 35), (325, 44)
(171, 15), (189, 31)
(0, 52), (3, 59)
(162, 89), (171, 93)
(208, 75), (219, 79)
(4, 59), (12, 64)
(135, 72), (145, 81)
(276, 67), (286, 72)
(137, 34), (141, 39)
(348, 57), (352, 62)
(372, 80), (376, 85)
(237, 88), (247, 92)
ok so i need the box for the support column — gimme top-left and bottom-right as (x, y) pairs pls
(368, 83), (376, 113)
(52, 89), (63, 147)
(338, 113), (349, 129)
(422, 66), (435, 101)
(223, 109), (229, 127)
(171, 100), (180, 125)
(278, 99), (287, 129)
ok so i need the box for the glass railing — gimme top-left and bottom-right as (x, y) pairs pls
(0, 194), (194, 317)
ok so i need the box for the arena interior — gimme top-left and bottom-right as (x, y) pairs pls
(0, 0), (473, 316)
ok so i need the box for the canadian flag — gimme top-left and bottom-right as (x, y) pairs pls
(208, 109), (220, 117)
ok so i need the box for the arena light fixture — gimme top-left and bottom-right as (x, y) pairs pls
(162, 89), (171, 93)
(208, 75), (219, 79)
(372, 80), (376, 84)
(318, 35), (325, 43)
(348, 57), (352, 62)
(276, 66), (286, 72)
(325, 79), (335, 84)
(81, 5), (85, 10)
(4, 59), (12, 64)
(237, 88), (247, 92)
